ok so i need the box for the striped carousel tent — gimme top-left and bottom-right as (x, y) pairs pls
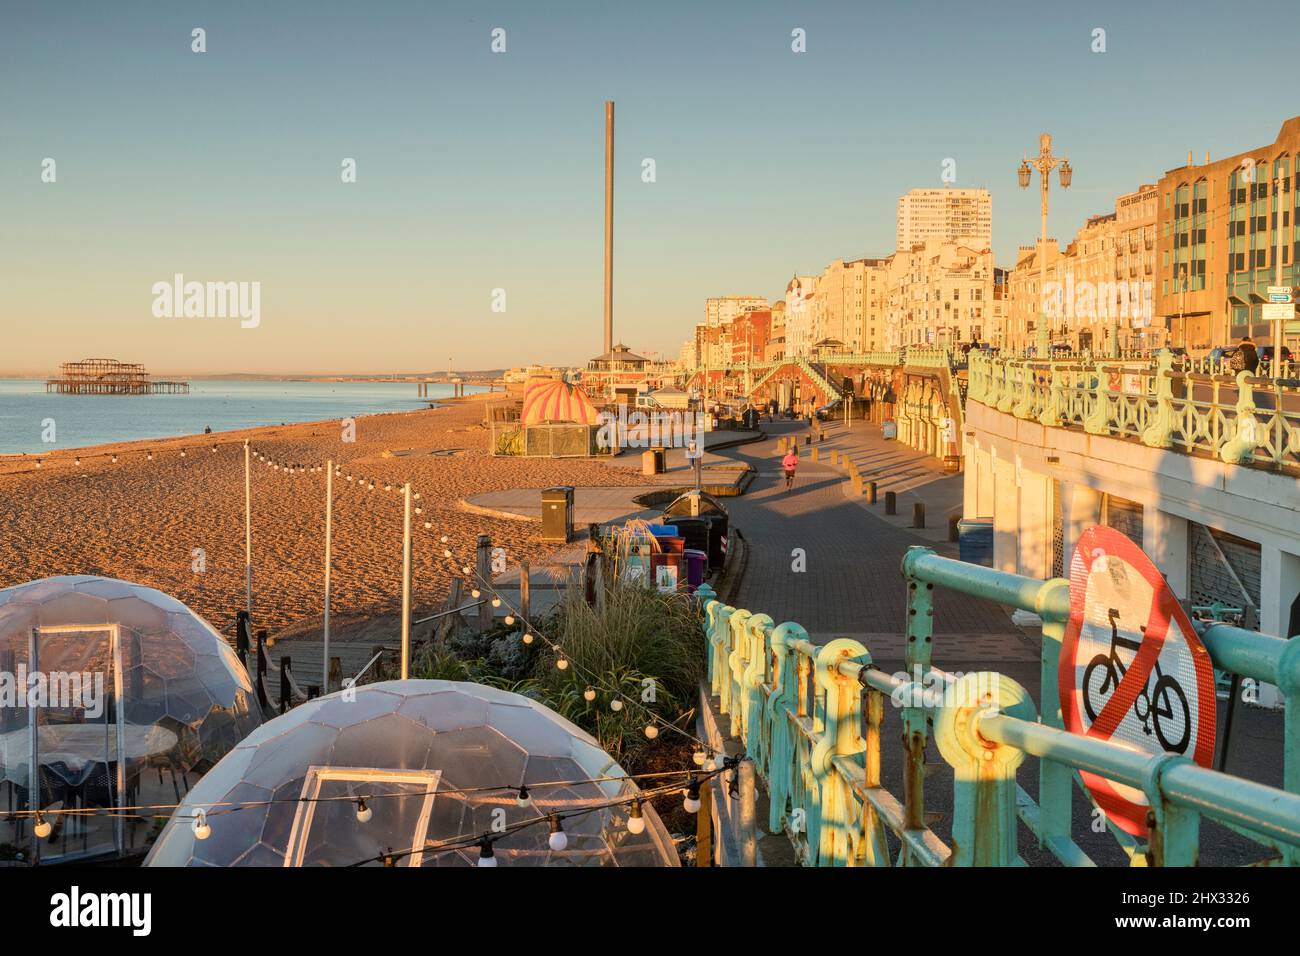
(521, 379), (600, 426)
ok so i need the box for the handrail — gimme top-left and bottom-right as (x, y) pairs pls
(696, 547), (1300, 867)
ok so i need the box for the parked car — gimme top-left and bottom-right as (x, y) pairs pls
(1260, 345), (1294, 363)
(814, 399), (844, 421)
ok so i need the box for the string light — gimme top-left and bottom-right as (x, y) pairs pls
(583, 686), (596, 701)
(682, 777), (701, 814)
(356, 798), (372, 823)
(476, 837), (497, 867)
(34, 813), (51, 838)
(556, 655), (569, 671)
(504, 615), (515, 626)
(516, 786), (531, 808)
(626, 799), (645, 835)
(192, 809), (212, 840)
(522, 632), (534, 645)
(610, 698), (623, 711)
(693, 749), (706, 766)
(547, 815), (567, 851)
(491, 597), (502, 608)
(644, 725), (658, 739)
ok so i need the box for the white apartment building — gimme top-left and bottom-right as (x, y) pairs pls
(887, 241), (996, 347)
(896, 187), (992, 250)
(705, 295), (768, 329)
(809, 258), (891, 354)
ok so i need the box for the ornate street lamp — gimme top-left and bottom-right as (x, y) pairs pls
(1018, 133), (1071, 356)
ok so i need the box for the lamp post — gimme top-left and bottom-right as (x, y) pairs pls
(1019, 133), (1072, 357)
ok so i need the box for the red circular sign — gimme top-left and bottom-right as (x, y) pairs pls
(1057, 525), (1216, 837)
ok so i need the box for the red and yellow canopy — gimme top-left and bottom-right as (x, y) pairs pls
(521, 380), (599, 426)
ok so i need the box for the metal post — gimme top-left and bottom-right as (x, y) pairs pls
(323, 459), (333, 692)
(520, 559), (531, 626)
(738, 758), (758, 867)
(603, 100), (614, 357)
(1274, 176), (1285, 380)
(244, 440), (252, 615)
(400, 482), (412, 680)
(476, 534), (493, 633)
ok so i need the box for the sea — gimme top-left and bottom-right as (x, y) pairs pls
(0, 379), (484, 455)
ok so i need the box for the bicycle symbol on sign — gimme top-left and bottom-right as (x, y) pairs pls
(1082, 607), (1191, 754)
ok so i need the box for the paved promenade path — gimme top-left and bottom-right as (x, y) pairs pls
(718, 417), (1033, 666)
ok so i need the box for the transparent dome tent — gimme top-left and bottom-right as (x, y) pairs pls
(145, 680), (680, 867)
(0, 576), (261, 864)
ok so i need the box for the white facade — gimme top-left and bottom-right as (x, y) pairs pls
(705, 296), (768, 329)
(896, 187), (992, 250)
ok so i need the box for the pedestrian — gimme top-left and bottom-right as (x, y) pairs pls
(781, 445), (799, 491)
(1231, 336), (1259, 375)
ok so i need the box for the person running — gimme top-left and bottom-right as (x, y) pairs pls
(781, 445), (799, 490)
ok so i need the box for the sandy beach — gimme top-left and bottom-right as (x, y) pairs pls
(0, 396), (645, 641)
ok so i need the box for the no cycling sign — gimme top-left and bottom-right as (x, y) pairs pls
(1057, 526), (1216, 837)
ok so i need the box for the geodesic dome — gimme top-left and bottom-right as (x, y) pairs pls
(144, 680), (680, 867)
(0, 576), (260, 864)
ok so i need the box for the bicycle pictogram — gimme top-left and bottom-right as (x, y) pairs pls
(1082, 607), (1191, 754)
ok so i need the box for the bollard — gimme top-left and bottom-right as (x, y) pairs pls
(912, 502), (925, 529)
(885, 491), (897, 515)
(810, 446), (819, 462)
(868, 480), (878, 504)
(948, 514), (960, 543)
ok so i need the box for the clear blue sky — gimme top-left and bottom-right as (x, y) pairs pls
(3, 0), (1297, 373)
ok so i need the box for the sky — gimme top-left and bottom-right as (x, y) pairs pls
(3, 0), (1299, 375)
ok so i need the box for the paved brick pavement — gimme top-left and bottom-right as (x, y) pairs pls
(717, 419), (1026, 660)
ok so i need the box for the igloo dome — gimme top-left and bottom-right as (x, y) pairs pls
(145, 680), (680, 867)
(0, 576), (261, 864)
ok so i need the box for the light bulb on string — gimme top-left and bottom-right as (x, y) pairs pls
(626, 799), (646, 835)
(192, 809), (212, 840)
(682, 777), (701, 814)
(424, 522), (432, 530)
(516, 785), (531, 808)
(444, 550), (453, 558)
(356, 798), (372, 823)
(556, 655), (569, 671)
(477, 837), (498, 867)
(491, 597), (501, 608)
(504, 615), (515, 626)
(547, 815), (568, 852)
(693, 749), (706, 767)
(74, 458), (81, 466)
(644, 725), (659, 740)
(111, 455), (117, 463)
(471, 589), (481, 598)
(522, 632), (534, 645)
(610, 698), (623, 712)
(147, 452), (153, 461)
(34, 813), (52, 839)
(35, 460), (42, 468)
(583, 686), (596, 701)
(441, 535), (449, 543)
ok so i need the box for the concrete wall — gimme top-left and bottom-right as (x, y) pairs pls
(963, 400), (1300, 647)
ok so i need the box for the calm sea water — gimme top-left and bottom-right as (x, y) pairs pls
(0, 379), (482, 455)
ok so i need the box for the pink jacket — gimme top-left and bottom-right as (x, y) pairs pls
(781, 452), (799, 472)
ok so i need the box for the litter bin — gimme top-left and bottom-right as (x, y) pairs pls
(882, 419), (898, 440)
(662, 491), (729, 570)
(683, 549), (707, 592)
(650, 552), (684, 593)
(641, 447), (667, 475)
(957, 519), (993, 567)
(540, 486), (574, 543)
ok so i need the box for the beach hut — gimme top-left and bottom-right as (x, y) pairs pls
(143, 680), (679, 867)
(0, 576), (261, 864)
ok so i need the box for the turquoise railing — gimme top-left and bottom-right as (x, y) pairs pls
(968, 349), (1300, 471)
(696, 549), (1300, 866)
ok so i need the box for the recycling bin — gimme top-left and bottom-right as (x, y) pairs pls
(683, 549), (707, 591)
